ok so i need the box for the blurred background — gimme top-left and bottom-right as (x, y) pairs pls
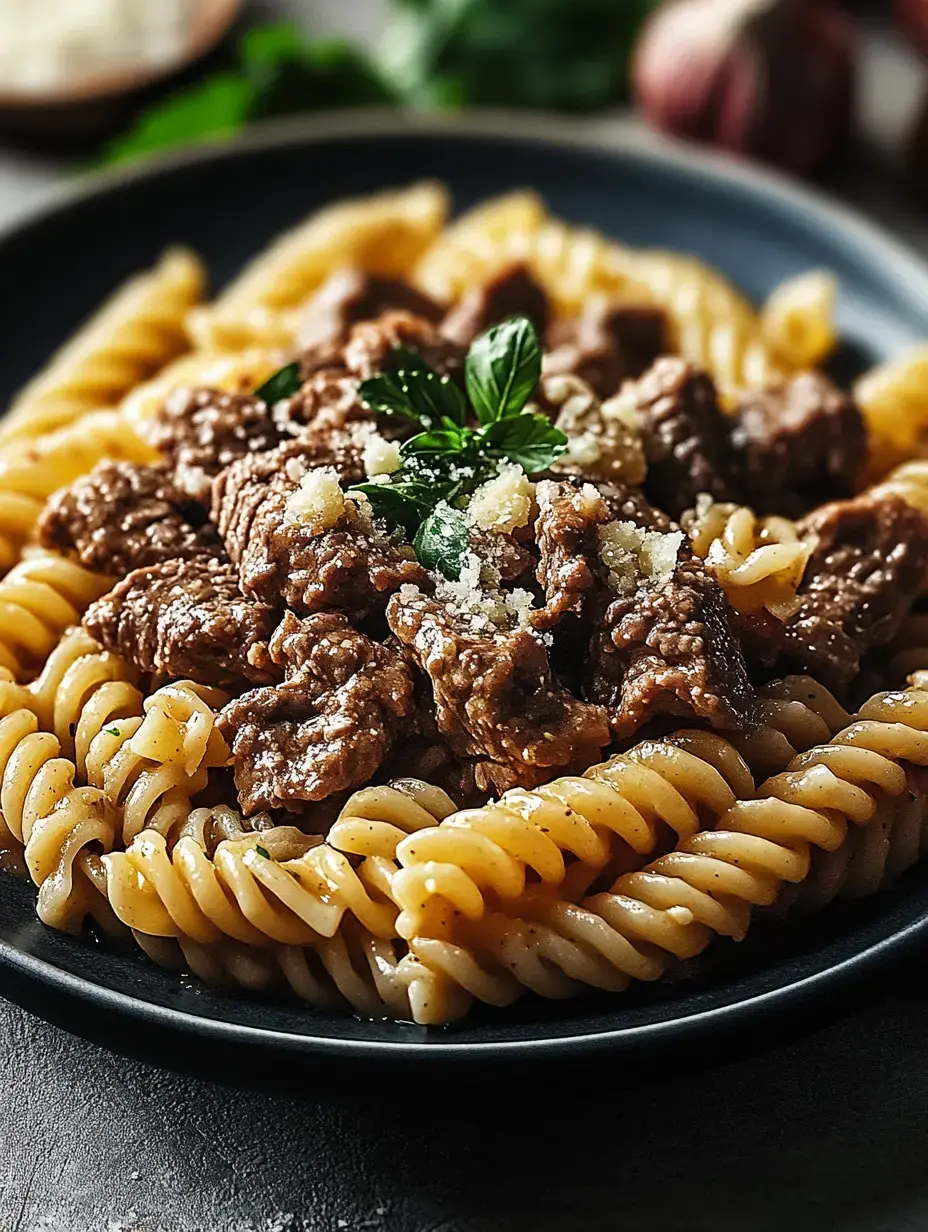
(0, 0), (926, 246)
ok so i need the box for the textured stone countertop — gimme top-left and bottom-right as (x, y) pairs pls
(3, 4), (928, 1231)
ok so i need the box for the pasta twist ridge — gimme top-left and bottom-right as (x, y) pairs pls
(684, 496), (814, 620)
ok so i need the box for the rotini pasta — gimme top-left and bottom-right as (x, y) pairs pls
(119, 347), (282, 429)
(1, 248), (204, 446)
(393, 681), (928, 1022)
(855, 346), (928, 456)
(187, 182), (449, 351)
(760, 269), (838, 370)
(683, 495), (815, 620)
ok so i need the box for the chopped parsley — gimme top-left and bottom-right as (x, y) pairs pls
(103, 726), (121, 737)
(255, 845), (271, 860)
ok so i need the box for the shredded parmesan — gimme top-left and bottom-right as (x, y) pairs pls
(598, 520), (683, 594)
(286, 465), (345, 533)
(468, 463), (535, 534)
(362, 433), (402, 478)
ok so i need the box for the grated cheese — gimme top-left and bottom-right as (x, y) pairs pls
(286, 465), (345, 533)
(468, 463), (535, 534)
(362, 433), (402, 478)
(598, 520), (683, 595)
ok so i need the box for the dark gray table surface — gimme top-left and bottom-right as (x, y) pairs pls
(5, 6), (928, 1231)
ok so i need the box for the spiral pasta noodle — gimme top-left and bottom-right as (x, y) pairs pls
(380, 732), (755, 943)
(731, 675), (854, 781)
(1, 248), (204, 446)
(119, 347), (283, 430)
(760, 269), (838, 370)
(683, 495), (814, 620)
(187, 182), (449, 351)
(392, 681), (928, 1022)
(0, 553), (112, 681)
(868, 458), (928, 515)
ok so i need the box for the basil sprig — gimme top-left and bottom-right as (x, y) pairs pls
(254, 360), (302, 404)
(356, 315), (565, 580)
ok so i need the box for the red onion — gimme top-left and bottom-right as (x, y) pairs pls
(632, 0), (857, 178)
(896, 0), (928, 59)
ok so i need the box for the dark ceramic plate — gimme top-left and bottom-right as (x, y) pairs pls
(2, 113), (928, 1080)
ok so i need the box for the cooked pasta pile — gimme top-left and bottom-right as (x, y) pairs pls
(2, 181), (928, 1027)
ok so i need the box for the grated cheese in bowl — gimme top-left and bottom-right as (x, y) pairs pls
(0, 0), (197, 94)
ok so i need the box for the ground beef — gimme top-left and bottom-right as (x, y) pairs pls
(38, 462), (222, 576)
(779, 493), (928, 691)
(583, 483), (754, 737)
(730, 372), (867, 515)
(217, 611), (414, 813)
(387, 589), (611, 793)
(441, 262), (550, 345)
(142, 388), (286, 506)
(297, 268), (443, 352)
(84, 557), (278, 689)
(532, 479), (611, 630)
(213, 451), (428, 617)
(631, 357), (743, 519)
(545, 299), (669, 398)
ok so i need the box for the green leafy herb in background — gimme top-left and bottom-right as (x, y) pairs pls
(254, 360), (303, 406)
(102, 2), (662, 165)
(355, 315), (565, 579)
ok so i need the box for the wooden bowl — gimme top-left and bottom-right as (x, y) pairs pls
(0, 0), (245, 139)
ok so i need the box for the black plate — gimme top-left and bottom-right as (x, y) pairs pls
(2, 112), (928, 1078)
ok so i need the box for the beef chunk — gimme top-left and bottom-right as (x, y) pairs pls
(217, 611), (414, 813)
(780, 493), (928, 691)
(533, 479), (610, 630)
(441, 262), (550, 345)
(581, 483), (753, 737)
(297, 268), (443, 351)
(341, 310), (467, 381)
(142, 387), (287, 506)
(539, 372), (647, 486)
(84, 557), (278, 689)
(387, 589), (610, 793)
(631, 357), (742, 519)
(213, 451), (428, 617)
(730, 373), (867, 515)
(545, 299), (669, 398)
(39, 462), (221, 576)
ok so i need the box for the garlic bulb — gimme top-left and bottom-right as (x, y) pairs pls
(632, 0), (857, 178)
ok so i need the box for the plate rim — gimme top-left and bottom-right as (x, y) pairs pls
(3, 109), (928, 1063)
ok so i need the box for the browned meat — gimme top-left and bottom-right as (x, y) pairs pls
(780, 493), (928, 691)
(387, 589), (611, 792)
(142, 388), (286, 506)
(469, 527), (536, 584)
(38, 462), (221, 576)
(213, 452), (428, 617)
(297, 268), (443, 351)
(631, 357), (742, 519)
(441, 262), (550, 345)
(532, 479), (611, 630)
(545, 299), (669, 398)
(217, 611), (415, 813)
(342, 310), (467, 381)
(730, 372), (867, 515)
(581, 483), (753, 737)
(539, 372), (647, 486)
(84, 557), (278, 689)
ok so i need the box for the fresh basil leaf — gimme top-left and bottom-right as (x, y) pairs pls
(400, 428), (470, 456)
(480, 412), (567, 473)
(353, 483), (431, 536)
(359, 365), (466, 429)
(465, 316), (542, 425)
(254, 361), (302, 405)
(413, 503), (471, 581)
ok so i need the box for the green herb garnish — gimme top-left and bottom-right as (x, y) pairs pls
(103, 726), (121, 737)
(254, 361), (302, 405)
(356, 315), (565, 579)
(255, 845), (271, 860)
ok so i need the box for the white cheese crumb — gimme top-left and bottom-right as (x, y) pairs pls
(601, 385), (640, 430)
(559, 431), (602, 468)
(468, 462), (535, 534)
(362, 433), (402, 478)
(286, 465), (345, 533)
(598, 520), (683, 595)
(284, 456), (307, 484)
(429, 550), (535, 630)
